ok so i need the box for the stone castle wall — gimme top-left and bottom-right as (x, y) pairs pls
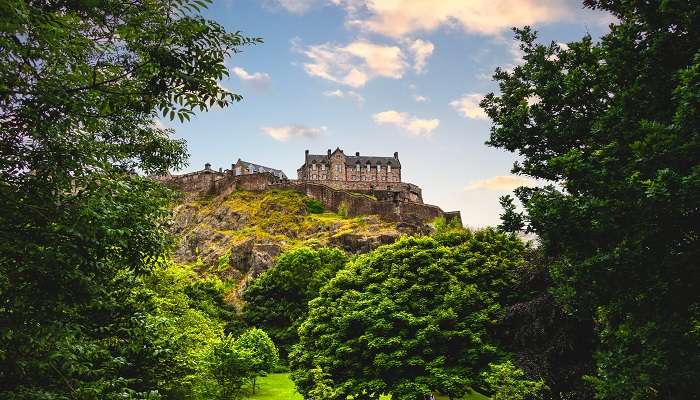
(160, 171), (461, 226)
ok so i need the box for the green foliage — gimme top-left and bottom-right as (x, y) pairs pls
(497, 195), (524, 233)
(0, 0), (258, 397)
(304, 198), (325, 214)
(290, 230), (526, 400)
(233, 328), (279, 393)
(211, 335), (251, 400)
(482, 361), (548, 400)
(242, 247), (348, 359)
(432, 215), (464, 233)
(337, 201), (349, 218)
(481, 3), (700, 398)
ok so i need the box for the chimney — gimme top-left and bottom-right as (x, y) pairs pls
(394, 152), (399, 159)
(355, 152), (360, 156)
(327, 149), (331, 157)
(305, 149), (309, 156)
(218, 167), (222, 173)
(204, 163), (211, 170)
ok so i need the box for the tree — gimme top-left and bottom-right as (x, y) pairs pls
(481, 2), (700, 398)
(233, 328), (279, 394)
(242, 247), (348, 359)
(0, 0), (259, 397)
(290, 230), (527, 400)
(481, 361), (548, 400)
(211, 335), (252, 400)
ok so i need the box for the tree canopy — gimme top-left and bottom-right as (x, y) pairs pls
(242, 246), (348, 359)
(482, 1), (700, 398)
(290, 230), (527, 400)
(0, 0), (259, 397)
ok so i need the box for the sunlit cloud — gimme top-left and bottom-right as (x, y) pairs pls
(372, 110), (439, 137)
(322, 89), (365, 105)
(266, 0), (319, 14)
(406, 38), (434, 73)
(413, 94), (428, 102)
(260, 124), (327, 141)
(333, 0), (575, 38)
(450, 93), (488, 120)
(465, 175), (538, 191)
(232, 67), (271, 89)
(296, 40), (406, 87)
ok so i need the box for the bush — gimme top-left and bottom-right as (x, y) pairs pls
(304, 198), (325, 214)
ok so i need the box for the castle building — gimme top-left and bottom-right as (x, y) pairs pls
(297, 148), (401, 183)
(232, 158), (287, 179)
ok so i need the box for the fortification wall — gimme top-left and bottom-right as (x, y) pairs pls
(160, 172), (461, 226)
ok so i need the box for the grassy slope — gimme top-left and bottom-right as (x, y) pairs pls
(246, 373), (489, 400)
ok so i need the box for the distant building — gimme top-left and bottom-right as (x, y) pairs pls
(297, 148), (401, 183)
(232, 158), (287, 179)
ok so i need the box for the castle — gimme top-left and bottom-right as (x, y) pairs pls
(158, 148), (460, 226)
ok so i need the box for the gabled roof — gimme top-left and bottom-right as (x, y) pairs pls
(237, 159), (287, 179)
(302, 152), (401, 168)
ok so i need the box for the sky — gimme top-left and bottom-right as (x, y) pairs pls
(164, 0), (613, 227)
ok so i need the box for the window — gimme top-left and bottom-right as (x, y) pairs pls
(356, 163), (360, 172)
(336, 164), (341, 172)
(312, 174), (317, 180)
(381, 176), (386, 181)
(321, 164), (326, 171)
(312, 163), (317, 170)
(377, 164), (381, 173)
(387, 165), (392, 173)
(366, 164), (370, 172)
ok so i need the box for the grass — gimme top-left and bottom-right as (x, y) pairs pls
(244, 373), (490, 400)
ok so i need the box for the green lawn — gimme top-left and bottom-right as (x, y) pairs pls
(244, 373), (489, 400)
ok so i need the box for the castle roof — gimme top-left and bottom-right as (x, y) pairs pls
(303, 154), (401, 168)
(237, 159), (287, 179)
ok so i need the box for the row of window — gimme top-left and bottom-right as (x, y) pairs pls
(310, 164), (393, 173)
(308, 174), (399, 182)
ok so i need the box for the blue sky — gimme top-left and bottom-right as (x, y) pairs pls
(165, 0), (612, 227)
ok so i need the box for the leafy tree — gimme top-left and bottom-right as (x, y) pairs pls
(482, 361), (548, 400)
(0, 0), (259, 397)
(481, 2), (700, 398)
(233, 328), (279, 394)
(210, 335), (251, 400)
(242, 247), (348, 359)
(497, 195), (524, 233)
(290, 230), (527, 400)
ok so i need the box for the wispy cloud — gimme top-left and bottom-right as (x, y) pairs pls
(413, 94), (428, 102)
(372, 110), (439, 137)
(450, 93), (488, 120)
(322, 89), (365, 105)
(266, 0), (318, 14)
(232, 67), (271, 89)
(465, 175), (538, 191)
(260, 124), (327, 141)
(406, 39), (434, 74)
(296, 39), (406, 87)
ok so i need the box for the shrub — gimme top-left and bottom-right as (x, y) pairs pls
(304, 198), (325, 214)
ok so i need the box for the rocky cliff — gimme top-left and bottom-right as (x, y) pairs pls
(170, 189), (432, 297)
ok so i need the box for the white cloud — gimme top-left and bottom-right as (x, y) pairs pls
(334, 0), (575, 39)
(232, 67), (271, 88)
(407, 39), (434, 73)
(260, 124), (327, 141)
(322, 89), (365, 105)
(267, 0), (319, 14)
(465, 175), (538, 191)
(372, 110), (439, 137)
(450, 93), (488, 120)
(298, 40), (406, 87)
(413, 94), (428, 102)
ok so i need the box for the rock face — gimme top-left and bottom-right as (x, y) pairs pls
(170, 189), (431, 288)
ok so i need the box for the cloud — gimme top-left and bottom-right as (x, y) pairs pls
(267, 0), (319, 14)
(260, 124), (327, 141)
(450, 93), (488, 120)
(413, 94), (428, 102)
(407, 39), (434, 73)
(465, 175), (538, 191)
(298, 40), (406, 87)
(372, 110), (439, 137)
(232, 67), (271, 89)
(322, 89), (365, 105)
(333, 0), (576, 38)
